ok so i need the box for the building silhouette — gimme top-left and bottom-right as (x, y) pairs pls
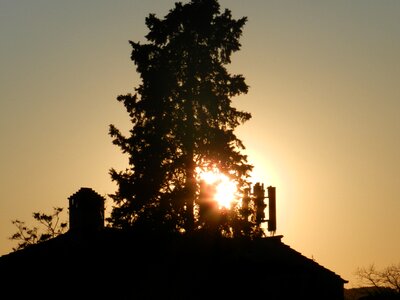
(0, 187), (348, 299)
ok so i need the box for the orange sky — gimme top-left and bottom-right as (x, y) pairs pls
(1, 0), (399, 286)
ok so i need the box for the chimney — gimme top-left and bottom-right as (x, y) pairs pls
(68, 187), (105, 233)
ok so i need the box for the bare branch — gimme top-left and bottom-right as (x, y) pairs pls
(9, 207), (68, 251)
(355, 263), (400, 296)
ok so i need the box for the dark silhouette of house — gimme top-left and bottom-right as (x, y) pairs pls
(0, 187), (348, 299)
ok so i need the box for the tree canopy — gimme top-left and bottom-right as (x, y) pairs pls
(108, 0), (261, 237)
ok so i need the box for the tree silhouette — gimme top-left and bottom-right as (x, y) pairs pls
(9, 207), (67, 251)
(355, 264), (400, 298)
(109, 0), (258, 236)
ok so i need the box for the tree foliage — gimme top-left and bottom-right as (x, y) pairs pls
(9, 207), (67, 251)
(108, 0), (260, 236)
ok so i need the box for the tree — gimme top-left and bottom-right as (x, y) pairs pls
(355, 264), (400, 299)
(109, 0), (259, 236)
(9, 207), (68, 251)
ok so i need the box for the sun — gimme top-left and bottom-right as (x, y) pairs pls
(198, 169), (238, 209)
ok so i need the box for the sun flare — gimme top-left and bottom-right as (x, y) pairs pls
(198, 169), (238, 209)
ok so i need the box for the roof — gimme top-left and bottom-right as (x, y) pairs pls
(68, 187), (105, 204)
(0, 229), (347, 299)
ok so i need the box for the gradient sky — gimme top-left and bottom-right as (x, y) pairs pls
(1, 0), (399, 287)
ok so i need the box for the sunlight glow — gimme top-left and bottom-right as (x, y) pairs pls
(198, 169), (238, 209)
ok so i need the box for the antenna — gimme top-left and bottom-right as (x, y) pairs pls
(253, 182), (266, 225)
(267, 186), (276, 235)
(251, 183), (277, 236)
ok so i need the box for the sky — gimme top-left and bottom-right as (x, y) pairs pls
(1, 0), (399, 287)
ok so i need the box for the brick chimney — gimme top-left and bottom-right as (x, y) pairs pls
(68, 187), (105, 233)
